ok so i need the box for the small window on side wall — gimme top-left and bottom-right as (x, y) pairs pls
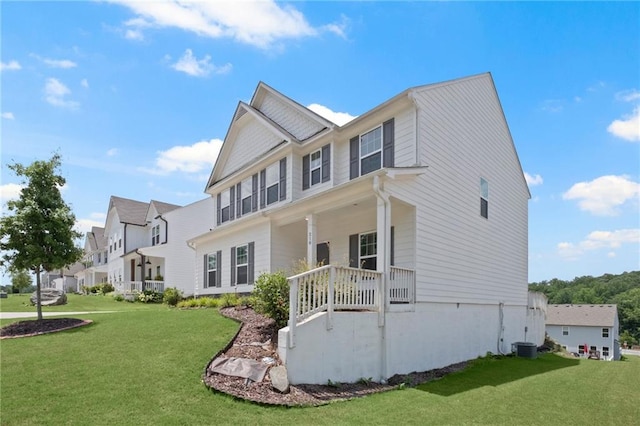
(562, 326), (569, 336)
(480, 178), (489, 219)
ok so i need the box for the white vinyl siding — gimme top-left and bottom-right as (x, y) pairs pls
(258, 92), (325, 140)
(221, 118), (282, 178)
(407, 73), (529, 305)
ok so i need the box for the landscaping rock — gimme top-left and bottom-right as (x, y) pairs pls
(30, 288), (67, 306)
(269, 366), (290, 394)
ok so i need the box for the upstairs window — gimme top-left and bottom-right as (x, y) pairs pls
(241, 177), (253, 215)
(562, 326), (569, 336)
(98, 252), (101, 264)
(220, 189), (231, 223)
(360, 126), (382, 176)
(480, 178), (489, 219)
(151, 225), (158, 246)
(260, 158), (286, 208)
(265, 163), (280, 205)
(118, 238), (122, 248)
(602, 328), (609, 338)
(302, 144), (331, 190)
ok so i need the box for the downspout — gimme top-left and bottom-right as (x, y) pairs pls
(372, 174), (390, 383)
(155, 214), (168, 244)
(123, 223), (128, 254)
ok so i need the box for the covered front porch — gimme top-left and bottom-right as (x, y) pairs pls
(116, 250), (165, 293)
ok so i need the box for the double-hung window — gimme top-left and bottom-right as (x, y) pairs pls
(360, 126), (382, 176)
(303, 145), (331, 190)
(207, 254), (217, 288)
(220, 189), (231, 223)
(265, 163), (280, 205)
(602, 328), (609, 338)
(359, 231), (377, 270)
(152, 225), (160, 246)
(602, 347), (609, 357)
(562, 326), (569, 336)
(241, 178), (252, 215)
(480, 178), (489, 219)
(310, 150), (322, 185)
(235, 244), (249, 285)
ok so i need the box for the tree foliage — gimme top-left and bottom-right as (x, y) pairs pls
(0, 154), (82, 320)
(529, 271), (640, 344)
(10, 269), (32, 293)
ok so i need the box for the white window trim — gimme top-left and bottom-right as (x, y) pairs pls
(206, 253), (217, 288)
(310, 149), (322, 186)
(359, 125), (382, 172)
(241, 177), (252, 215)
(359, 231), (377, 269)
(236, 244), (249, 285)
(480, 177), (489, 219)
(220, 188), (231, 222)
(562, 326), (569, 336)
(602, 327), (609, 338)
(265, 163), (280, 206)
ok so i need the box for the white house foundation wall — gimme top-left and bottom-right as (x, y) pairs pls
(279, 301), (537, 385)
(525, 308), (546, 346)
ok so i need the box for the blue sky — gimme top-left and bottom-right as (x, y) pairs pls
(1, 1), (639, 285)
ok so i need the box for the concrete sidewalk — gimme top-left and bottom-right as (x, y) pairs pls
(0, 311), (116, 319)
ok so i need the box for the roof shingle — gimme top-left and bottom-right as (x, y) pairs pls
(546, 304), (618, 327)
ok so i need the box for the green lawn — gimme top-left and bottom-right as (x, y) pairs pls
(1, 298), (639, 425)
(0, 293), (164, 313)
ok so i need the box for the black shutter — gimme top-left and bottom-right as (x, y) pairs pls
(252, 174), (258, 212)
(259, 169), (266, 209)
(229, 186), (235, 220)
(383, 118), (395, 168)
(248, 242), (255, 284)
(302, 154), (310, 190)
(321, 144), (331, 183)
(349, 234), (358, 268)
(279, 158), (286, 201)
(349, 136), (359, 180)
(216, 251), (222, 287)
(230, 246), (236, 286)
(216, 193), (221, 226)
(390, 226), (395, 266)
(203, 254), (208, 288)
(236, 183), (242, 218)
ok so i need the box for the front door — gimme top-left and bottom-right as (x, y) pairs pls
(317, 242), (330, 266)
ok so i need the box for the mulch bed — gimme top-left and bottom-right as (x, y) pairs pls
(0, 318), (92, 339)
(202, 306), (468, 406)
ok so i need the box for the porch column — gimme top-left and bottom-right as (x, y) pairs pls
(376, 198), (386, 274)
(306, 214), (317, 267)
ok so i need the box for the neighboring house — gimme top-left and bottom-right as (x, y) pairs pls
(103, 196), (180, 293)
(43, 262), (84, 293)
(139, 197), (215, 297)
(546, 304), (620, 361)
(189, 72), (545, 384)
(75, 226), (109, 290)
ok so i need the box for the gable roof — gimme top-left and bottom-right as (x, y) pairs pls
(87, 226), (105, 251)
(150, 200), (181, 216)
(546, 304), (618, 327)
(108, 196), (150, 226)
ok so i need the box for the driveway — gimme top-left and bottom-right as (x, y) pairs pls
(0, 311), (116, 319)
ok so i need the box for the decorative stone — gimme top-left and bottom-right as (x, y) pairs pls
(269, 366), (290, 394)
(30, 288), (67, 306)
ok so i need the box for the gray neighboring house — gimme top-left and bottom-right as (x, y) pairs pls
(546, 304), (620, 361)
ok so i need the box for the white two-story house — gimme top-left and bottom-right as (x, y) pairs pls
(189, 72), (545, 384)
(75, 226), (108, 290)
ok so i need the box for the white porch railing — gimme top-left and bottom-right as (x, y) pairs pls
(115, 281), (165, 293)
(287, 265), (419, 348)
(389, 266), (415, 303)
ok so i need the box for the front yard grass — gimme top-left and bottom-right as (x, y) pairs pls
(1, 305), (639, 425)
(0, 293), (164, 313)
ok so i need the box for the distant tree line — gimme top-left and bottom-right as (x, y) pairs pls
(529, 271), (640, 345)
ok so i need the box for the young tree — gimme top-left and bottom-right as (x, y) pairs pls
(0, 154), (82, 320)
(10, 269), (32, 294)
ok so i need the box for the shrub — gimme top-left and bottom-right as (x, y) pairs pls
(163, 287), (183, 306)
(100, 283), (114, 295)
(203, 297), (220, 308)
(220, 293), (240, 308)
(138, 289), (162, 303)
(252, 271), (289, 328)
(113, 293), (124, 302)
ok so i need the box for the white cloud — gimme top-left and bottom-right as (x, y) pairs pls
(1, 112), (15, 120)
(558, 229), (640, 260)
(0, 183), (23, 204)
(109, 0), (342, 49)
(81, 78), (89, 88)
(563, 175), (639, 216)
(307, 103), (357, 126)
(106, 148), (119, 157)
(75, 213), (106, 234)
(541, 99), (563, 113)
(607, 107), (640, 142)
(524, 172), (543, 187)
(44, 78), (79, 109)
(171, 49), (232, 77)
(615, 89), (640, 102)
(0, 60), (21, 71)
(143, 139), (223, 174)
(44, 58), (77, 69)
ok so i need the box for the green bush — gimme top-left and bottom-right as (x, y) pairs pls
(252, 271), (289, 328)
(100, 283), (114, 295)
(163, 287), (183, 306)
(113, 293), (124, 302)
(138, 289), (162, 303)
(220, 293), (240, 308)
